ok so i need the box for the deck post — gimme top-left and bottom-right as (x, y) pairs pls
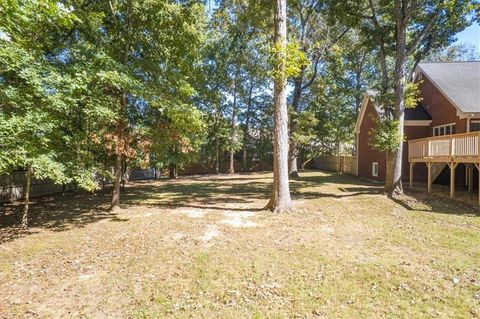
(475, 163), (480, 205)
(409, 162), (415, 188)
(468, 164), (473, 193)
(449, 162), (458, 198)
(427, 162), (432, 194)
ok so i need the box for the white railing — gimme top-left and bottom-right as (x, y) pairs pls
(408, 132), (480, 160)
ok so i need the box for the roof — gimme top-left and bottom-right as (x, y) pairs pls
(354, 93), (371, 134)
(355, 93), (432, 134)
(405, 103), (431, 121)
(417, 61), (480, 114)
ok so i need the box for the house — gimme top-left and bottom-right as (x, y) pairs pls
(355, 61), (480, 201)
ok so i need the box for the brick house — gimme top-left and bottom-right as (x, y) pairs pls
(355, 61), (480, 200)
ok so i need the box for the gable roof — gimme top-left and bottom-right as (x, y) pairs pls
(417, 61), (480, 114)
(355, 93), (432, 134)
(355, 92), (374, 134)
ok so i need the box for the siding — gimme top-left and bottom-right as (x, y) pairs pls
(357, 100), (386, 181)
(419, 75), (468, 135)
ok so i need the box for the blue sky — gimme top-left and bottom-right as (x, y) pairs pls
(455, 22), (480, 52)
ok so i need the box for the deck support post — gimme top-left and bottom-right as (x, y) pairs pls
(426, 162), (433, 194)
(409, 162), (415, 188)
(476, 163), (480, 206)
(467, 164), (474, 193)
(448, 162), (458, 198)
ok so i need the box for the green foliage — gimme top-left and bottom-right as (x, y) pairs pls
(149, 103), (206, 169)
(0, 0), (79, 186)
(369, 118), (403, 153)
(269, 40), (310, 80)
(405, 81), (422, 109)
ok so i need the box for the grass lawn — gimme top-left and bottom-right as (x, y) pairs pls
(1, 170), (479, 318)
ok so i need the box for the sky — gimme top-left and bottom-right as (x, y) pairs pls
(454, 22), (480, 52)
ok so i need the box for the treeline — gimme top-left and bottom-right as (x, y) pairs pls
(1, 0), (479, 226)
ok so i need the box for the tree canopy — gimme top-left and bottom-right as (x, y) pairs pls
(1, 0), (478, 226)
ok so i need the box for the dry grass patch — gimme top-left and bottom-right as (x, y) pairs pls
(1, 171), (479, 318)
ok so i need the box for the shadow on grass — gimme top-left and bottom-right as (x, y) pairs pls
(3, 170), (476, 244)
(0, 190), (117, 244)
(392, 188), (480, 217)
(0, 171), (392, 244)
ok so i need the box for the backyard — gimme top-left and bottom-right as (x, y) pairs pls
(1, 170), (479, 318)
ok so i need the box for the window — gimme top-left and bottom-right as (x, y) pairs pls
(433, 123), (455, 136)
(470, 120), (480, 132)
(372, 162), (379, 177)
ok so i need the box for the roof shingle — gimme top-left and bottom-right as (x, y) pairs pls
(417, 61), (480, 113)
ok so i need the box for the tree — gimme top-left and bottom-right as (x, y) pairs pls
(286, 0), (348, 177)
(71, 0), (205, 209)
(265, 0), (293, 212)
(148, 104), (205, 179)
(0, 1), (88, 229)
(198, 0), (271, 174)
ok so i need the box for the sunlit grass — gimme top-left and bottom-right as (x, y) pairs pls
(0, 170), (479, 318)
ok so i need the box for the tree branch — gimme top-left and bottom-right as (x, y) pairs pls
(407, 7), (441, 55)
(301, 27), (350, 91)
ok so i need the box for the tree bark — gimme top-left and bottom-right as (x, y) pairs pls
(242, 80), (254, 172)
(242, 144), (248, 172)
(265, 0), (292, 212)
(215, 137), (220, 174)
(21, 166), (32, 230)
(111, 90), (127, 211)
(169, 163), (177, 179)
(289, 76), (303, 177)
(121, 159), (127, 191)
(385, 0), (408, 197)
(229, 76), (238, 175)
(111, 153), (122, 210)
(229, 150), (235, 174)
(110, 0), (132, 211)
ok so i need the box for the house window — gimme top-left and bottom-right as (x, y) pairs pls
(433, 123), (455, 136)
(470, 120), (480, 132)
(372, 162), (379, 177)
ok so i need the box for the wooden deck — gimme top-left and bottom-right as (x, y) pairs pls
(408, 131), (480, 163)
(408, 131), (480, 204)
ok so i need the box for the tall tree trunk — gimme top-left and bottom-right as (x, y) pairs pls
(111, 91), (127, 211)
(121, 159), (127, 191)
(265, 0), (292, 212)
(242, 80), (254, 172)
(169, 163), (177, 179)
(215, 137), (220, 174)
(111, 153), (122, 210)
(242, 145), (248, 172)
(289, 77), (303, 177)
(229, 77), (238, 175)
(229, 150), (235, 174)
(21, 166), (32, 230)
(385, 0), (407, 197)
(111, 0), (132, 211)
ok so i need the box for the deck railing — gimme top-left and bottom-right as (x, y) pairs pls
(408, 131), (480, 161)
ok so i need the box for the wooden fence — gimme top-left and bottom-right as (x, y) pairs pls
(0, 171), (76, 204)
(0, 167), (159, 205)
(313, 156), (358, 176)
